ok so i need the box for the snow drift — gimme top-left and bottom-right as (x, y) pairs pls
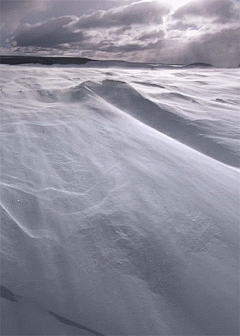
(0, 64), (239, 335)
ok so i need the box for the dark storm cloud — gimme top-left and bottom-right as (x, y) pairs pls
(72, 1), (171, 29)
(12, 1), (170, 49)
(13, 16), (83, 48)
(173, 0), (239, 22)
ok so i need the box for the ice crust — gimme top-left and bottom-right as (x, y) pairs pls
(0, 65), (239, 335)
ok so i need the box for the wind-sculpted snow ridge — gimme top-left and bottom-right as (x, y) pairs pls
(0, 65), (239, 335)
(32, 78), (240, 167)
(72, 79), (239, 167)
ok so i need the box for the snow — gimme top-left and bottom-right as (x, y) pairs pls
(0, 64), (239, 335)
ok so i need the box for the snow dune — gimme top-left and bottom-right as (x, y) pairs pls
(0, 64), (239, 335)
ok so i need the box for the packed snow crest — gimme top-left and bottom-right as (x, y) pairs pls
(0, 64), (239, 335)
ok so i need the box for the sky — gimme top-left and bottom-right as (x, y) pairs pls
(1, 0), (240, 66)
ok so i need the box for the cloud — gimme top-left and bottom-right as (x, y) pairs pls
(71, 1), (171, 29)
(173, 0), (239, 23)
(84, 27), (165, 53)
(154, 26), (240, 67)
(4, 0), (240, 67)
(1, 0), (45, 14)
(190, 27), (240, 66)
(12, 16), (83, 48)
(0, 0), (48, 30)
(11, 1), (170, 51)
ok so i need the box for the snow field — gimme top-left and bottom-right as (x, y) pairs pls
(0, 64), (239, 335)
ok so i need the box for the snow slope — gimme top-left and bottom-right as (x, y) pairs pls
(0, 64), (239, 335)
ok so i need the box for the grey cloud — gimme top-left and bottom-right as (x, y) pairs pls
(1, 0), (45, 13)
(173, 0), (239, 22)
(98, 42), (144, 53)
(5, 0), (240, 67)
(1, 0), (48, 30)
(168, 21), (198, 31)
(1, 1), (138, 31)
(81, 28), (165, 54)
(138, 29), (165, 41)
(14, 16), (83, 48)
(157, 26), (240, 67)
(72, 1), (171, 29)
(48, 0), (138, 18)
(192, 27), (240, 66)
(12, 1), (169, 50)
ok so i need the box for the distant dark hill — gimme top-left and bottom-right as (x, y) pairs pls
(1, 55), (216, 69)
(2, 55), (227, 69)
(185, 62), (213, 68)
(0, 55), (93, 66)
(0, 55), (176, 68)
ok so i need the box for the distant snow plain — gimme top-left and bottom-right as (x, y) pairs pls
(0, 63), (239, 335)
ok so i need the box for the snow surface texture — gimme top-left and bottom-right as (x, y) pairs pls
(0, 64), (239, 335)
